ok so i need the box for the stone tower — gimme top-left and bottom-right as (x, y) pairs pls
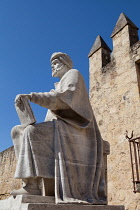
(89, 13), (140, 210)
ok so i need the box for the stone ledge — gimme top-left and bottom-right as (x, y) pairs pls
(0, 195), (125, 210)
(21, 195), (55, 203)
(26, 204), (125, 210)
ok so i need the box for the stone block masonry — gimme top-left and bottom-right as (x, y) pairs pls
(89, 13), (140, 210)
(0, 146), (21, 200)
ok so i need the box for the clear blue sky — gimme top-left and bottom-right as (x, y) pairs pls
(0, 0), (140, 152)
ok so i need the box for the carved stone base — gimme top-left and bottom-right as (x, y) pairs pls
(0, 195), (125, 210)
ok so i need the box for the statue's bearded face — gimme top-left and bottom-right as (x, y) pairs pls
(51, 58), (66, 78)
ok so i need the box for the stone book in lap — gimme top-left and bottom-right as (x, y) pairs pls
(15, 97), (36, 126)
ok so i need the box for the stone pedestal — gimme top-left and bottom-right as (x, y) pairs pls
(0, 195), (125, 210)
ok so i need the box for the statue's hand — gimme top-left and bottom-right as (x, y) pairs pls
(15, 94), (31, 106)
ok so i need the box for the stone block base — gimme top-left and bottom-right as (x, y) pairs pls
(0, 195), (125, 210)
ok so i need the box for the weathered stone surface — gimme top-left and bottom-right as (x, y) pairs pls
(25, 204), (125, 210)
(0, 195), (124, 210)
(20, 195), (55, 203)
(88, 35), (111, 57)
(88, 36), (111, 68)
(89, 13), (140, 210)
(0, 147), (22, 200)
(111, 13), (139, 38)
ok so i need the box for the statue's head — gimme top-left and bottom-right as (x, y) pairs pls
(50, 52), (73, 78)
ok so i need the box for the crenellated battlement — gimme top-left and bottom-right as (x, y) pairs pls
(89, 13), (139, 79)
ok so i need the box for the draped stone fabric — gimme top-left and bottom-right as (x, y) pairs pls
(12, 69), (106, 204)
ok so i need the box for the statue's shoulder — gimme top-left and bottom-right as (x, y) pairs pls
(66, 69), (81, 77)
(62, 69), (83, 83)
(70, 69), (79, 72)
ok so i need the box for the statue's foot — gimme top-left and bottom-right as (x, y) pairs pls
(10, 186), (41, 196)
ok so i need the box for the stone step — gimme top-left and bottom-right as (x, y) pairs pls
(0, 195), (125, 210)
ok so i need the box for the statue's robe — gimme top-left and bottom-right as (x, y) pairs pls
(12, 69), (106, 204)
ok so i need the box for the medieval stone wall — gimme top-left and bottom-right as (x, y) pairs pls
(89, 13), (140, 210)
(0, 146), (21, 200)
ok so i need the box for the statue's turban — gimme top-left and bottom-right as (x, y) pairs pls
(51, 52), (73, 69)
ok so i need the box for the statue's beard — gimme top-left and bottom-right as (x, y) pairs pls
(52, 66), (64, 77)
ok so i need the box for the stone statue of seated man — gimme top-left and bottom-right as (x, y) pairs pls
(11, 52), (107, 204)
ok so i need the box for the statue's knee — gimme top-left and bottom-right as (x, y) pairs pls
(24, 125), (36, 135)
(11, 125), (24, 139)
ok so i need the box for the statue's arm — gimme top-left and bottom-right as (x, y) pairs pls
(15, 91), (69, 111)
(15, 69), (80, 110)
(30, 91), (69, 110)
